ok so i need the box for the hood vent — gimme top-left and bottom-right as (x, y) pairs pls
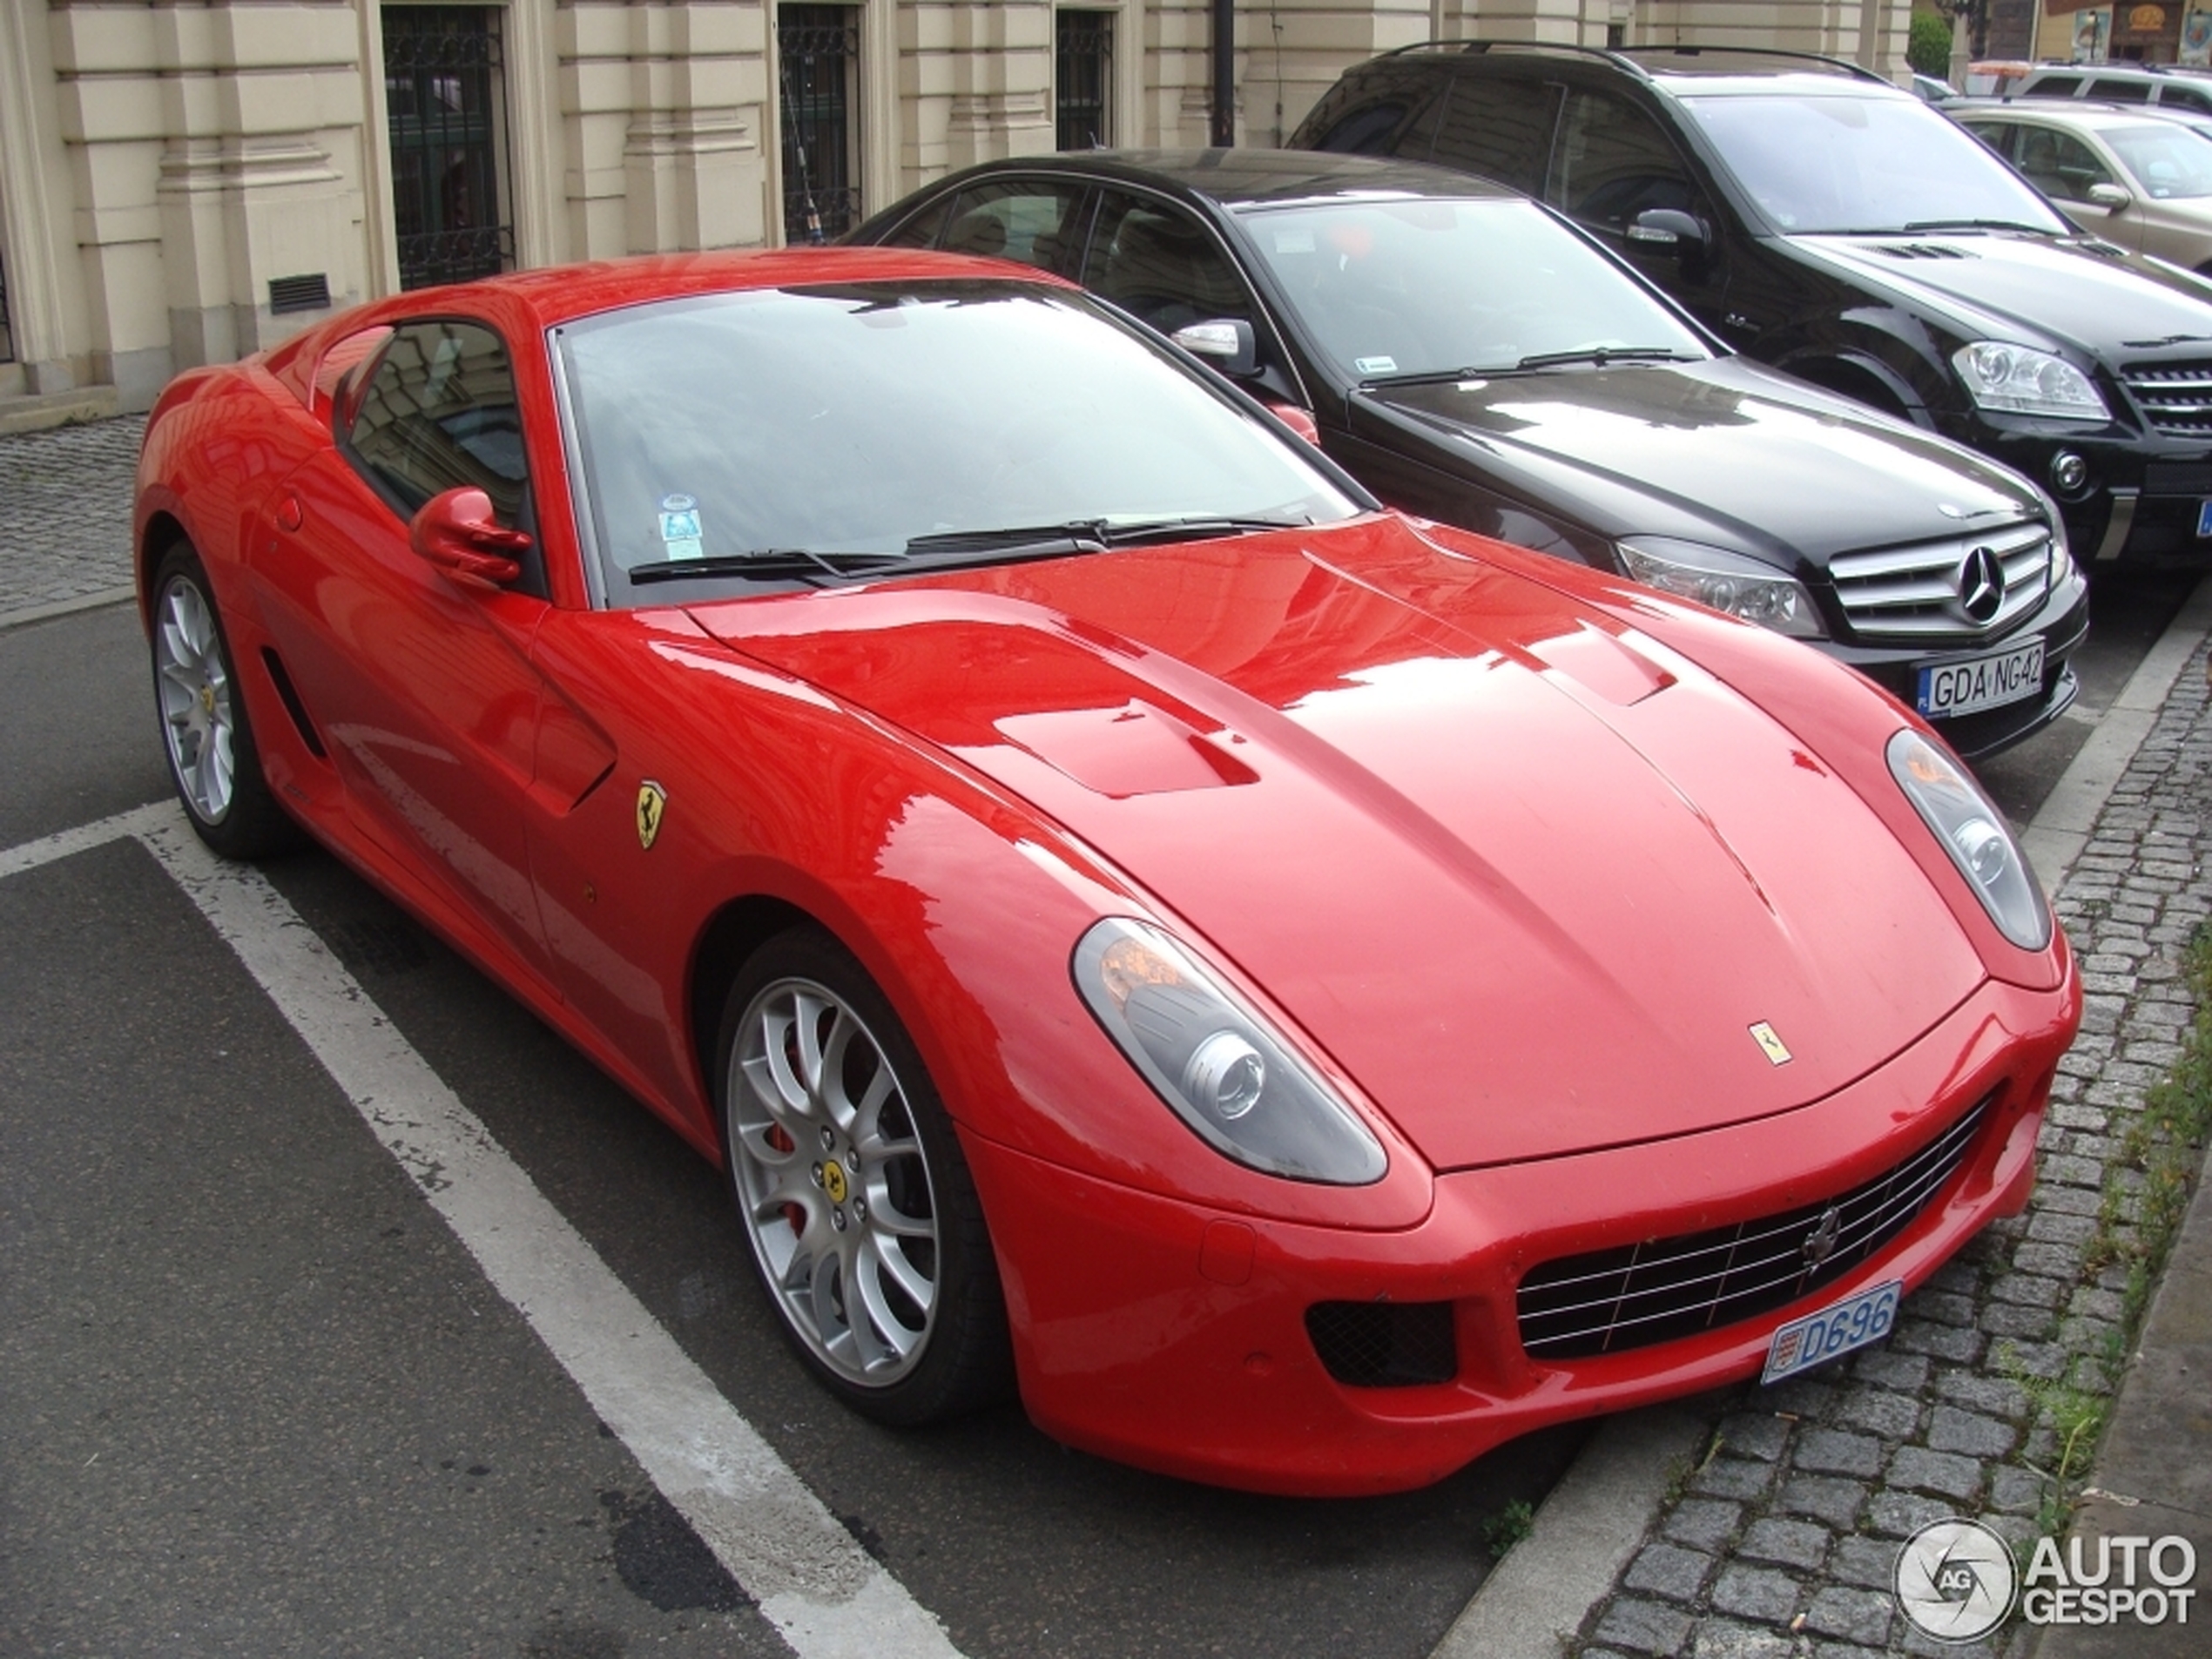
(1874, 242), (1975, 260)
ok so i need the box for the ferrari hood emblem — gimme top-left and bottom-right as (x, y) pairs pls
(1749, 1022), (1792, 1066)
(636, 780), (667, 850)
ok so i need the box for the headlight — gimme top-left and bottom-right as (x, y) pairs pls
(1617, 537), (1826, 638)
(1072, 918), (1387, 1185)
(1887, 729), (2051, 949)
(1952, 342), (2109, 421)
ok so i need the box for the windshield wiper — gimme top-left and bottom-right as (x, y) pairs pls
(1514, 346), (1703, 370)
(1898, 218), (2054, 234)
(626, 549), (907, 585)
(902, 515), (1308, 560)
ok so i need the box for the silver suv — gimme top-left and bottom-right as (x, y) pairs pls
(2015, 62), (2212, 118)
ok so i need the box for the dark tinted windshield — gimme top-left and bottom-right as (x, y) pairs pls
(1680, 93), (2072, 234)
(556, 281), (1359, 600)
(1239, 197), (1707, 378)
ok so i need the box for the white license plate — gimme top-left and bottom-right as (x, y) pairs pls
(1916, 639), (2044, 718)
(2196, 498), (2212, 539)
(1762, 1279), (1901, 1385)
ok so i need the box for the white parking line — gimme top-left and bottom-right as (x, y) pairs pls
(3, 802), (968, 1659)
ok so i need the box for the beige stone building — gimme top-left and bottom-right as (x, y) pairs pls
(0, 0), (1912, 415)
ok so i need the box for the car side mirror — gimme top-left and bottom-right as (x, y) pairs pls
(1172, 318), (1260, 378)
(2086, 182), (2133, 212)
(410, 486), (532, 590)
(1626, 208), (1708, 253)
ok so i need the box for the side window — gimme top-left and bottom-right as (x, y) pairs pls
(2162, 87), (2212, 114)
(346, 320), (529, 529)
(2088, 78), (2153, 104)
(1083, 193), (1258, 335)
(1427, 76), (1561, 194)
(1551, 90), (1702, 234)
(873, 195), (957, 250)
(2013, 126), (2114, 203)
(2023, 76), (2082, 98)
(1302, 64), (1447, 158)
(938, 179), (1090, 274)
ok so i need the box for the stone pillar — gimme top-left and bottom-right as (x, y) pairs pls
(566, 0), (770, 258)
(1, 0), (88, 393)
(45, 0), (366, 396)
(908, 0), (1053, 185)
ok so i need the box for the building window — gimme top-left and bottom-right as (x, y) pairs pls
(1606, 23), (1627, 49)
(1056, 11), (1114, 151)
(382, 6), (515, 291)
(778, 5), (863, 243)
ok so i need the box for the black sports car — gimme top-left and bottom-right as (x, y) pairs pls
(851, 149), (2087, 757)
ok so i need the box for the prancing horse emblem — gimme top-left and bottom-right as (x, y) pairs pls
(636, 780), (668, 850)
(1750, 1022), (1792, 1066)
(1802, 1204), (1843, 1268)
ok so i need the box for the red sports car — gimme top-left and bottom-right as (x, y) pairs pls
(134, 248), (2080, 1496)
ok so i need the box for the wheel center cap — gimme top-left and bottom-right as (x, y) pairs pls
(822, 1159), (848, 1204)
(199, 683), (216, 716)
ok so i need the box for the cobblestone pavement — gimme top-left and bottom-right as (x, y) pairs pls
(1575, 646), (2212, 1656)
(0, 415), (146, 616)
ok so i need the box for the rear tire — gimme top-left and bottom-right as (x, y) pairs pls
(150, 543), (300, 860)
(716, 926), (1013, 1426)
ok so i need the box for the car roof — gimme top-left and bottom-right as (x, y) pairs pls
(1347, 40), (1898, 98)
(1952, 99), (2207, 131)
(407, 246), (1068, 331)
(924, 148), (1526, 208)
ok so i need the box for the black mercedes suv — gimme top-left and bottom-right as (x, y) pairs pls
(1291, 42), (2212, 570)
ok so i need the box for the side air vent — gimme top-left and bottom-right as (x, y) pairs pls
(261, 648), (328, 758)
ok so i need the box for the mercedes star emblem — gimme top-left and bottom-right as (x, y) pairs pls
(1958, 545), (2006, 626)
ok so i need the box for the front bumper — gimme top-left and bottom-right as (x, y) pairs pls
(1976, 429), (2212, 567)
(966, 967), (2078, 1496)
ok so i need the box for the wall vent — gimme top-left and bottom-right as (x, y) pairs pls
(268, 273), (332, 315)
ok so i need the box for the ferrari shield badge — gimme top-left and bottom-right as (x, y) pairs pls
(636, 780), (668, 850)
(1749, 1022), (1792, 1066)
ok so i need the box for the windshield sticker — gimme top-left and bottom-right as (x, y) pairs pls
(1271, 227), (1316, 254)
(658, 494), (704, 560)
(1354, 355), (1397, 375)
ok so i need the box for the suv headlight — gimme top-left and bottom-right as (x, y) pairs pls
(1617, 537), (1826, 638)
(1888, 729), (2051, 949)
(1952, 342), (2109, 421)
(1072, 918), (1387, 1185)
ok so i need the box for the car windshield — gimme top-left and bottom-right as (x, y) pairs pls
(2105, 122), (2212, 198)
(556, 280), (1359, 599)
(1237, 197), (1708, 381)
(1679, 93), (2073, 235)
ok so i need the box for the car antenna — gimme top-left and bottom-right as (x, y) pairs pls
(778, 55), (826, 244)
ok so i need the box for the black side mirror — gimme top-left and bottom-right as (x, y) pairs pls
(1171, 318), (1260, 379)
(1626, 208), (1707, 253)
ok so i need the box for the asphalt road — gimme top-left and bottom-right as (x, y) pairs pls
(0, 604), (1581, 1656)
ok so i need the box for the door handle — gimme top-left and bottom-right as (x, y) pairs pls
(275, 493), (304, 533)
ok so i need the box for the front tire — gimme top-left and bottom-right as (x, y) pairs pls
(716, 927), (1012, 1426)
(150, 543), (299, 860)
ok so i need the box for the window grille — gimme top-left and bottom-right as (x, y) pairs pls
(383, 7), (516, 290)
(779, 6), (863, 243)
(1056, 11), (1114, 151)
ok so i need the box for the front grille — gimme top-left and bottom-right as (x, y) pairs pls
(1827, 522), (2051, 640)
(1306, 1300), (1457, 1387)
(2123, 361), (2212, 437)
(1515, 1097), (1989, 1361)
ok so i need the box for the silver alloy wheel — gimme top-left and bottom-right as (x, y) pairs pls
(729, 975), (941, 1386)
(155, 574), (235, 824)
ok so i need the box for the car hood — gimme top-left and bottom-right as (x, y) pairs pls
(1355, 357), (2040, 565)
(687, 517), (1986, 1170)
(1788, 230), (2212, 358)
